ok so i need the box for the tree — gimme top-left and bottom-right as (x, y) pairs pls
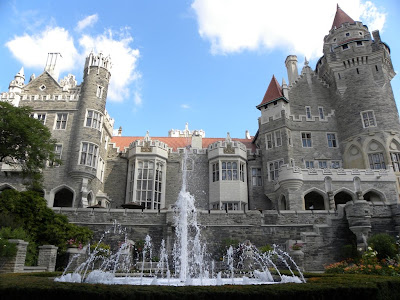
(0, 101), (59, 189)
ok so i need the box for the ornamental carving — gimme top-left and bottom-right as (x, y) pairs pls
(223, 143), (235, 154)
(141, 141), (152, 152)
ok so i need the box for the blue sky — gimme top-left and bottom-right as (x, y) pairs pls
(0, 0), (399, 138)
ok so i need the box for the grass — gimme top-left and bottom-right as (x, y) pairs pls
(0, 272), (400, 299)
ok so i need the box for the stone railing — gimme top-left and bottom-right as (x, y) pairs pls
(0, 240), (58, 273)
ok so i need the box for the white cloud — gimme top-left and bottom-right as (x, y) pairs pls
(79, 28), (140, 102)
(76, 14), (99, 32)
(181, 104), (190, 109)
(5, 27), (80, 73)
(191, 0), (386, 59)
(6, 21), (140, 103)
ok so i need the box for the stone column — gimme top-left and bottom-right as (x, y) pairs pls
(0, 239), (28, 273)
(344, 200), (372, 251)
(38, 245), (58, 272)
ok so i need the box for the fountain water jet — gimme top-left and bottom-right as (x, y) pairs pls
(55, 148), (305, 285)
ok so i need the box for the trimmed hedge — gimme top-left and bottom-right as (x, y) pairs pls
(1, 272), (400, 300)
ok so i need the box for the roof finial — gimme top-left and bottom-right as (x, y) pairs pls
(304, 57), (309, 66)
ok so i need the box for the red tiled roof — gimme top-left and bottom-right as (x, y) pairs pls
(257, 75), (284, 108)
(110, 136), (256, 152)
(331, 5), (355, 29)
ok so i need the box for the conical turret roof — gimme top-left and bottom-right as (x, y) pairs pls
(331, 4), (355, 29)
(257, 75), (287, 109)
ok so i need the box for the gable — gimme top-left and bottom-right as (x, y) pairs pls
(23, 71), (62, 95)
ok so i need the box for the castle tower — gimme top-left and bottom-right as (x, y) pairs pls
(68, 52), (112, 206)
(7, 67), (25, 106)
(317, 5), (400, 171)
(285, 55), (299, 86)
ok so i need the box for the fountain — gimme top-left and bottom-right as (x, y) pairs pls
(55, 148), (304, 285)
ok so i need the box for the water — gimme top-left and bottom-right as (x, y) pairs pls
(55, 148), (304, 285)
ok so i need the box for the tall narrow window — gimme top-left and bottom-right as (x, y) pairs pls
(361, 111), (376, 128)
(327, 133), (337, 148)
(318, 161), (328, 169)
(154, 163), (163, 210)
(252, 168), (262, 186)
(318, 107), (325, 120)
(391, 153), (400, 172)
(305, 106), (312, 119)
(275, 130), (282, 147)
(331, 161), (341, 169)
(266, 133), (273, 149)
(55, 113), (68, 129)
(79, 142), (98, 168)
(368, 153), (386, 169)
(212, 162), (219, 182)
(240, 163), (245, 182)
(96, 85), (104, 98)
(301, 132), (312, 147)
(136, 160), (154, 209)
(49, 144), (62, 166)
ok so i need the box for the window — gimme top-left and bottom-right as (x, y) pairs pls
(135, 160), (163, 210)
(301, 132), (312, 147)
(356, 41), (363, 46)
(104, 135), (109, 150)
(391, 153), (400, 172)
(287, 129), (292, 146)
(275, 130), (282, 147)
(305, 106), (312, 119)
(212, 162), (219, 182)
(327, 133), (337, 148)
(345, 32), (350, 37)
(30, 113), (46, 124)
(318, 107), (325, 120)
(79, 142), (98, 168)
(368, 153), (386, 169)
(49, 144), (62, 166)
(269, 159), (283, 181)
(305, 161), (314, 169)
(251, 168), (262, 186)
(266, 133), (273, 149)
(222, 161), (238, 180)
(39, 84), (46, 91)
(96, 85), (104, 98)
(222, 202), (239, 211)
(85, 110), (102, 130)
(318, 161), (328, 169)
(361, 111), (376, 128)
(240, 163), (245, 182)
(342, 44), (349, 50)
(331, 161), (341, 169)
(97, 157), (105, 181)
(55, 113), (68, 129)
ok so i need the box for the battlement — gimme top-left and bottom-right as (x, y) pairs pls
(84, 52), (112, 74)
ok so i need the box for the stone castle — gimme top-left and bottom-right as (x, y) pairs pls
(1, 6), (400, 270)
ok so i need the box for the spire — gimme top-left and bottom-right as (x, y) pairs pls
(257, 75), (286, 109)
(331, 4), (355, 29)
(17, 67), (24, 77)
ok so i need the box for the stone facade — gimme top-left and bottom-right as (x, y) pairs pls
(1, 6), (400, 271)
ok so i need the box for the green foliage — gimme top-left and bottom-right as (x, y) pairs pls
(341, 243), (361, 261)
(258, 244), (273, 253)
(0, 101), (60, 189)
(90, 242), (111, 257)
(368, 233), (397, 260)
(0, 238), (17, 259)
(0, 190), (93, 263)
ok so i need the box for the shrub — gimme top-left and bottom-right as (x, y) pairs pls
(368, 233), (397, 260)
(0, 238), (17, 259)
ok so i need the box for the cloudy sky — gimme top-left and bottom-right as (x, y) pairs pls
(0, 0), (399, 138)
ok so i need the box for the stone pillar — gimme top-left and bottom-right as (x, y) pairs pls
(0, 239), (28, 273)
(38, 245), (58, 272)
(66, 247), (88, 272)
(344, 200), (372, 251)
(327, 192), (335, 210)
(286, 240), (304, 272)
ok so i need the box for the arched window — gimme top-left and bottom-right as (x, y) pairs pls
(364, 191), (383, 203)
(304, 191), (325, 210)
(334, 191), (353, 207)
(53, 188), (74, 207)
(279, 195), (287, 210)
